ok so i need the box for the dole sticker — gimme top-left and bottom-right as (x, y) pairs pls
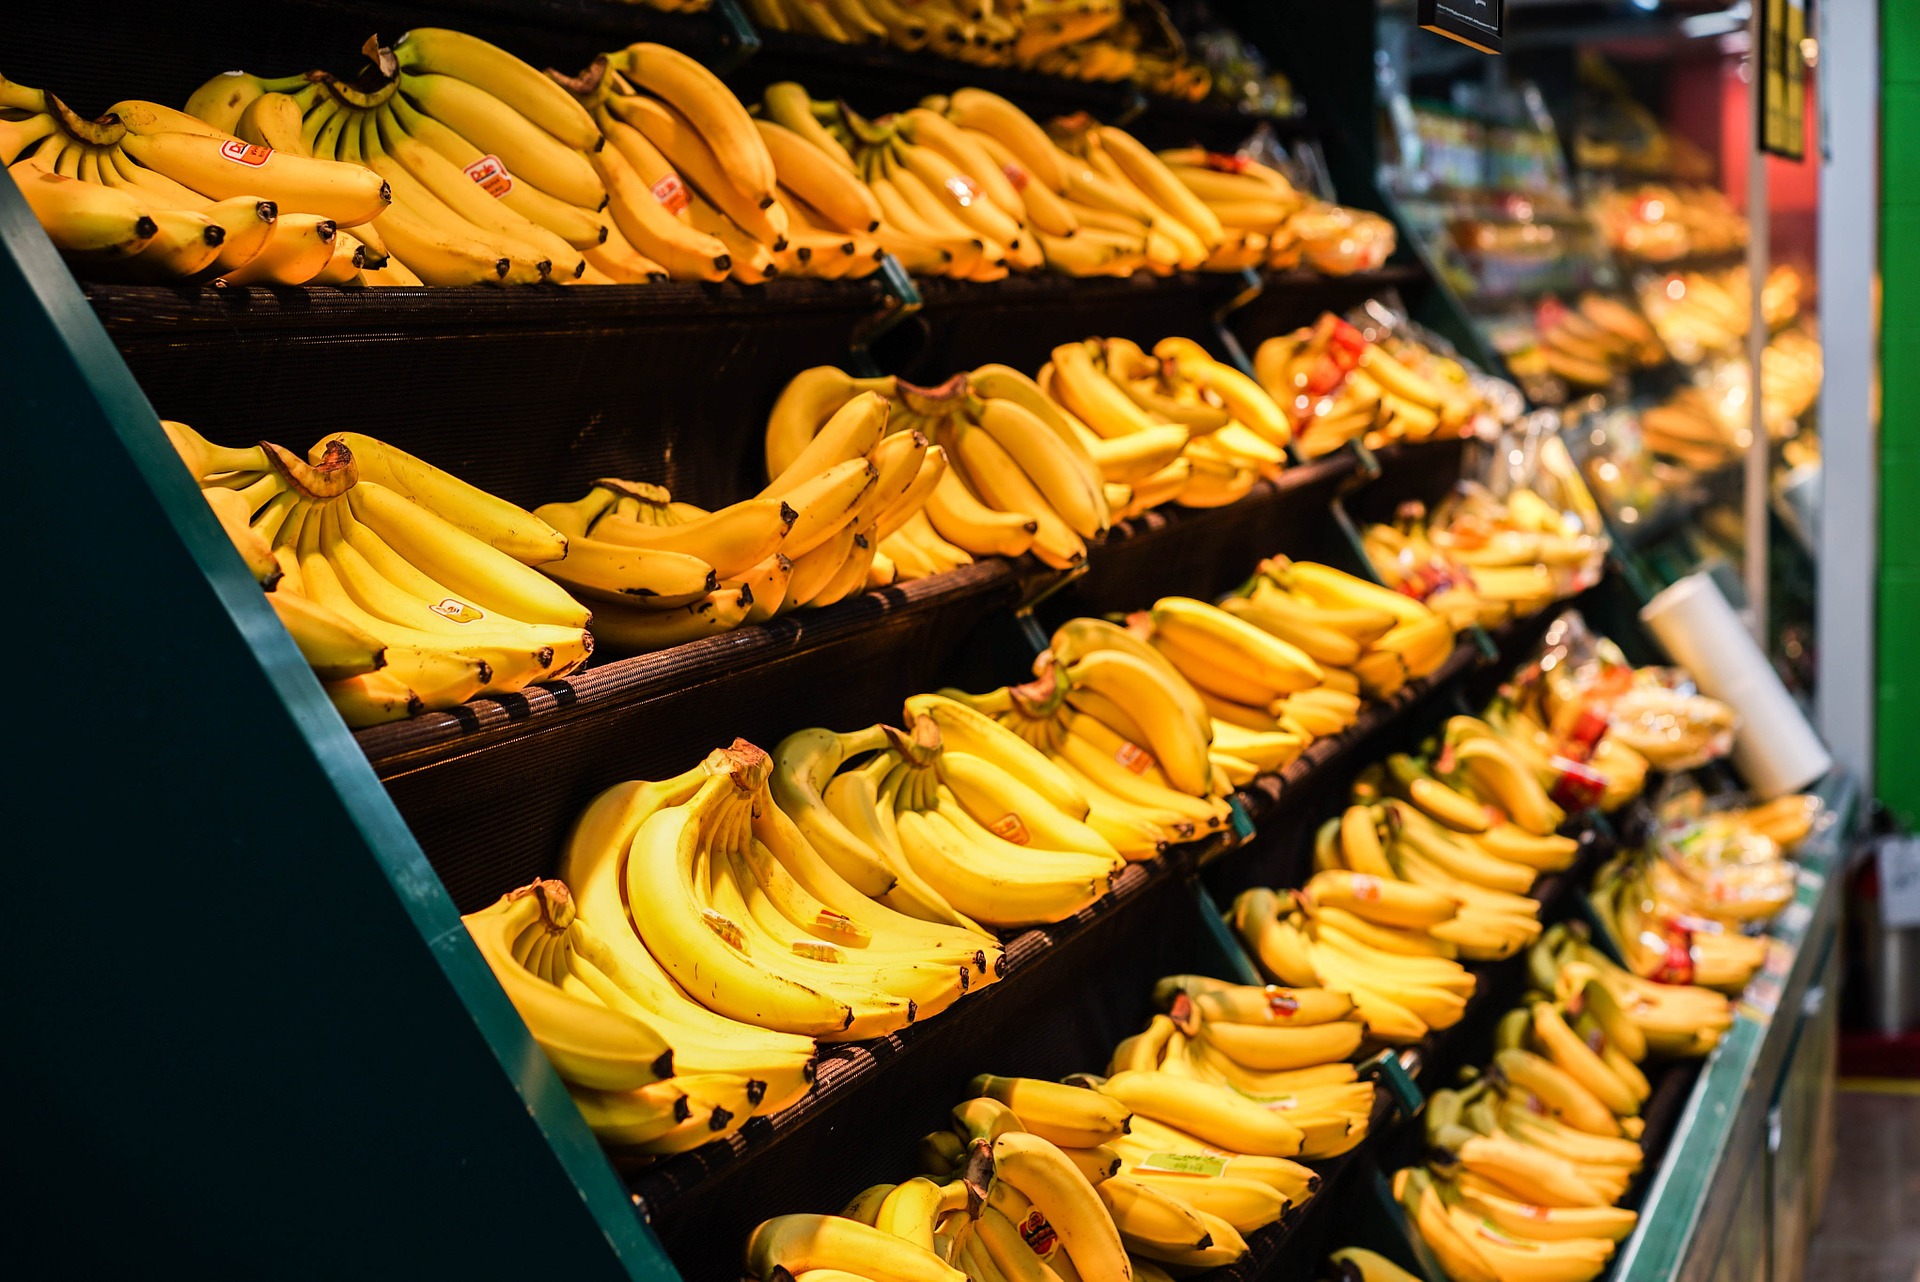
(1350, 874), (1383, 901)
(990, 812), (1033, 846)
(944, 175), (980, 206)
(219, 140), (272, 167)
(463, 155), (514, 198)
(1265, 987), (1300, 1018)
(1115, 741), (1156, 775)
(649, 172), (690, 216)
(1001, 162), (1029, 191)
(431, 598), (486, 624)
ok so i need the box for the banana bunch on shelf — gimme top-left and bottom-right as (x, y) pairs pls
(1361, 496), (1601, 633)
(463, 878), (817, 1155)
(164, 421), (592, 726)
(1131, 975), (1376, 1159)
(1230, 873), (1483, 1046)
(1153, 148), (1399, 275)
(1632, 263), (1801, 365)
(181, 29), (616, 285)
(568, 738), (1002, 1044)
(847, 704), (1128, 928)
(742, 0), (1211, 101)
(2, 74), (388, 284)
(1519, 620), (1731, 777)
(566, 49), (886, 284)
(1590, 856), (1773, 993)
(1593, 181), (1747, 263)
(751, 1073), (1152, 1281)
(960, 626), (1239, 856)
(1222, 557), (1459, 703)
(1387, 915), (1738, 1282)
(918, 1068), (1312, 1275)
(1254, 314), (1483, 457)
(768, 366), (1089, 575)
(1502, 293), (1667, 397)
(1533, 921), (1734, 1058)
(535, 390), (933, 651)
(1394, 1062), (1643, 1282)
(1040, 336), (1292, 514)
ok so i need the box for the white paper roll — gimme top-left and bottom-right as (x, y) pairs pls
(1640, 574), (1832, 798)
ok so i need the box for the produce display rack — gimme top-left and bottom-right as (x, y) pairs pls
(2, 1), (1852, 1278)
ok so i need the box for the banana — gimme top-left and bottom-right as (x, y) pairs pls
(1098, 1071), (1302, 1157)
(268, 588), (387, 679)
(974, 396), (1107, 538)
(1197, 1018), (1365, 1072)
(1531, 1002), (1639, 1117)
(758, 118), (880, 232)
(970, 1075), (1131, 1147)
(925, 465), (1038, 557)
(936, 747), (1119, 862)
(1063, 650), (1211, 796)
(588, 484), (793, 580)
(906, 693), (1087, 819)
(1303, 869), (1458, 929)
(116, 125), (389, 225)
(1150, 596), (1322, 694)
(1098, 1175), (1212, 1253)
(991, 1131), (1131, 1282)
(1446, 737), (1567, 836)
(893, 804), (1107, 928)
(1398, 1169), (1499, 1282)
(1049, 341), (1163, 438)
(312, 433), (564, 566)
(1328, 1247), (1424, 1281)
(1454, 1179), (1637, 1244)
(747, 1214), (964, 1282)
(1493, 1049), (1619, 1138)
(8, 158), (156, 256)
(383, 94), (605, 249)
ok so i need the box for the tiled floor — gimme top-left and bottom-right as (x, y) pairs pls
(1804, 1085), (1920, 1282)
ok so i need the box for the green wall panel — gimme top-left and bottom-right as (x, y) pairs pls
(1883, 2), (1920, 821)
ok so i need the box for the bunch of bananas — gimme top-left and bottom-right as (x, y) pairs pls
(961, 624), (1241, 856)
(1590, 856), (1774, 993)
(1636, 327), (1824, 468)
(1254, 314), (1485, 458)
(1502, 293), (1667, 397)
(1123, 975), (1376, 1159)
(748, 1073), (1160, 1281)
(533, 390), (930, 651)
(853, 703), (1129, 927)
(742, 0), (1211, 102)
(767, 368), (1046, 579)
(565, 49), (889, 284)
(1157, 147), (1398, 274)
(1533, 921), (1734, 1057)
(180, 30), (616, 285)
(463, 877), (817, 1155)
(1039, 336), (1292, 514)
(1387, 918), (1738, 1282)
(1592, 182), (1747, 264)
(1633, 263), (1801, 365)
(164, 421), (593, 726)
(1231, 873), (1481, 1045)
(1361, 492), (1603, 632)
(2, 75), (388, 284)
(1220, 557), (1459, 703)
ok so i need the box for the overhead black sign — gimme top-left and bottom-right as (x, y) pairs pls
(1418, 0), (1503, 54)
